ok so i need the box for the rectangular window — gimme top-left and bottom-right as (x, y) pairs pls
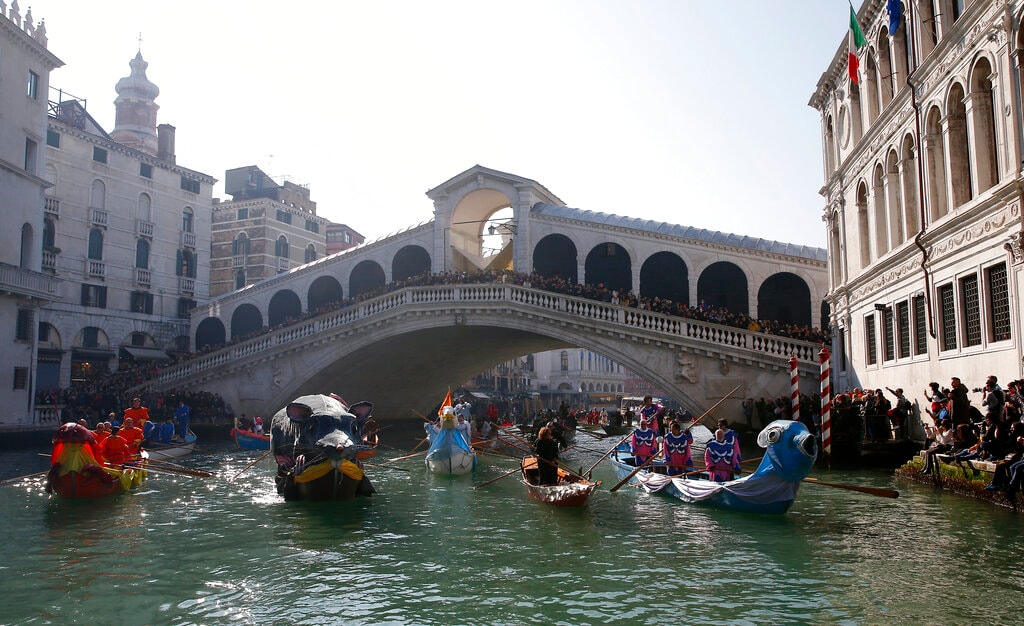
(960, 274), (981, 347)
(130, 291), (154, 314)
(177, 298), (196, 318)
(305, 219), (319, 233)
(276, 209), (292, 224)
(882, 307), (895, 362)
(93, 146), (107, 164)
(237, 208), (248, 220)
(180, 177), (200, 193)
(24, 138), (37, 174)
(987, 263), (1011, 342)
(896, 301), (910, 359)
(939, 283), (957, 351)
(46, 130), (60, 148)
(27, 71), (39, 99)
(82, 327), (99, 348)
(38, 321), (50, 342)
(80, 284), (108, 309)
(912, 295), (927, 355)
(13, 367), (28, 390)
(140, 163), (153, 178)
(865, 315), (878, 365)
(837, 328), (847, 372)
(16, 310), (32, 341)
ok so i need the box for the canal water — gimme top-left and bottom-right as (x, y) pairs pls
(2, 431), (1023, 625)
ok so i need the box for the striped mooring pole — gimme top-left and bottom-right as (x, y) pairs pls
(788, 356), (800, 420)
(819, 346), (831, 467)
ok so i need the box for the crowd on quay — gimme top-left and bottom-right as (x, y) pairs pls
(36, 359), (233, 428)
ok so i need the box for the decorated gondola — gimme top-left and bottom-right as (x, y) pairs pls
(271, 394), (376, 501)
(45, 422), (146, 499)
(520, 456), (599, 506)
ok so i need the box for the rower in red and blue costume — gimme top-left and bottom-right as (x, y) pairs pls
(638, 395), (666, 434)
(717, 418), (742, 463)
(629, 418), (658, 465)
(661, 419), (694, 475)
(705, 427), (741, 482)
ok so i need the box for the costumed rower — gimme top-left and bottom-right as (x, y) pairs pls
(119, 417), (145, 455)
(534, 426), (560, 485)
(630, 417), (658, 465)
(639, 395), (666, 434)
(100, 426), (131, 466)
(705, 427), (741, 482)
(123, 397), (151, 432)
(662, 419), (694, 476)
(717, 419), (742, 463)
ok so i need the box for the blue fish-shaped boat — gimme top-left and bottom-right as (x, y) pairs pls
(425, 408), (477, 475)
(611, 420), (817, 514)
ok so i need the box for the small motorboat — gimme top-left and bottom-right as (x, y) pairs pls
(520, 456), (599, 506)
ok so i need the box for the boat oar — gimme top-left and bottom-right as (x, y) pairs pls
(389, 448), (428, 463)
(609, 454), (664, 492)
(583, 432), (634, 478)
(802, 477), (899, 498)
(230, 450), (272, 480)
(684, 383), (743, 432)
(108, 462), (211, 478)
(362, 461), (410, 472)
(1, 469), (50, 485)
(473, 465), (524, 489)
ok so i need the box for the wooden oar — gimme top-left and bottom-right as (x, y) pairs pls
(388, 449), (428, 463)
(473, 465), (524, 489)
(362, 461), (410, 472)
(230, 450), (272, 480)
(685, 383), (743, 432)
(802, 477), (899, 498)
(609, 454), (664, 492)
(1, 469), (50, 485)
(584, 432), (634, 478)
(108, 462), (211, 478)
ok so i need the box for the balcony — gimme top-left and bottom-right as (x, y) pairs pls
(0, 262), (62, 300)
(232, 255), (246, 268)
(179, 276), (195, 294)
(89, 207), (108, 228)
(136, 219), (155, 238)
(181, 231), (197, 249)
(135, 268), (152, 286)
(44, 197), (60, 217)
(41, 250), (57, 271)
(87, 259), (105, 278)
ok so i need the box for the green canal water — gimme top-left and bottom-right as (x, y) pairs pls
(1, 434), (1023, 625)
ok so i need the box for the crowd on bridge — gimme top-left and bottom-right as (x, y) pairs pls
(194, 269), (830, 354)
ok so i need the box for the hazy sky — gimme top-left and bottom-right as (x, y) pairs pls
(33, 1), (860, 248)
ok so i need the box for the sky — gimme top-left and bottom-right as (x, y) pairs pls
(32, 1), (861, 249)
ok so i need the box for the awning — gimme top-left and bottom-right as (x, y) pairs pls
(71, 347), (115, 361)
(467, 391), (490, 399)
(119, 346), (170, 361)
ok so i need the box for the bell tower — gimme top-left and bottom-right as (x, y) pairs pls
(111, 52), (160, 155)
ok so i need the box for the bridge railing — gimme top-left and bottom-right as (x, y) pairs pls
(148, 284), (820, 389)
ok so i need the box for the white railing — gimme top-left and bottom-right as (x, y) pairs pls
(232, 255), (246, 268)
(181, 231), (197, 249)
(135, 268), (152, 286)
(0, 262), (62, 298)
(44, 197), (60, 217)
(35, 405), (64, 425)
(87, 259), (105, 278)
(41, 251), (57, 271)
(89, 207), (108, 227)
(180, 276), (195, 293)
(136, 219), (155, 238)
(149, 284), (820, 389)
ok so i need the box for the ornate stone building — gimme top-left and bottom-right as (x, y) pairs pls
(209, 165), (330, 298)
(0, 4), (63, 426)
(39, 51), (214, 391)
(810, 1), (1024, 396)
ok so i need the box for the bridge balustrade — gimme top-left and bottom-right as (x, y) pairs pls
(148, 284), (819, 390)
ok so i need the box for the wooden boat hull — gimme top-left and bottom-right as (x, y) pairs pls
(520, 456), (599, 506)
(146, 431), (198, 460)
(231, 427), (270, 450)
(280, 458), (375, 501)
(426, 450), (476, 475)
(48, 465), (145, 499)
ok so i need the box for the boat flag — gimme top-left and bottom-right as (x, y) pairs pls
(438, 389), (453, 417)
(887, 0), (902, 36)
(848, 3), (866, 84)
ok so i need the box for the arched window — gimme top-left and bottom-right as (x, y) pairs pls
(824, 115), (836, 173)
(232, 232), (250, 256)
(276, 235), (289, 259)
(89, 179), (105, 209)
(969, 58), (998, 193)
(946, 83), (971, 208)
(182, 207), (194, 233)
(857, 181), (871, 268)
(885, 149), (904, 245)
(901, 134), (920, 236)
(560, 351), (568, 371)
(925, 105), (948, 220)
(88, 229), (104, 260)
(135, 239), (150, 269)
(43, 218), (55, 249)
(20, 223), (33, 268)
(177, 249), (197, 278)
(872, 164), (888, 257)
(305, 244), (316, 263)
(875, 29), (894, 108)
(137, 193), (152, 221)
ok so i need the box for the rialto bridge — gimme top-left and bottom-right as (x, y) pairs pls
(152, 166), (830, 421)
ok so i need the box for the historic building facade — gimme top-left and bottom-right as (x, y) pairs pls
(810, 1), (1024, 396)
(209, 165), (330, 298)
(38, 51), (215, 391)
(0, 5), (63, 425)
